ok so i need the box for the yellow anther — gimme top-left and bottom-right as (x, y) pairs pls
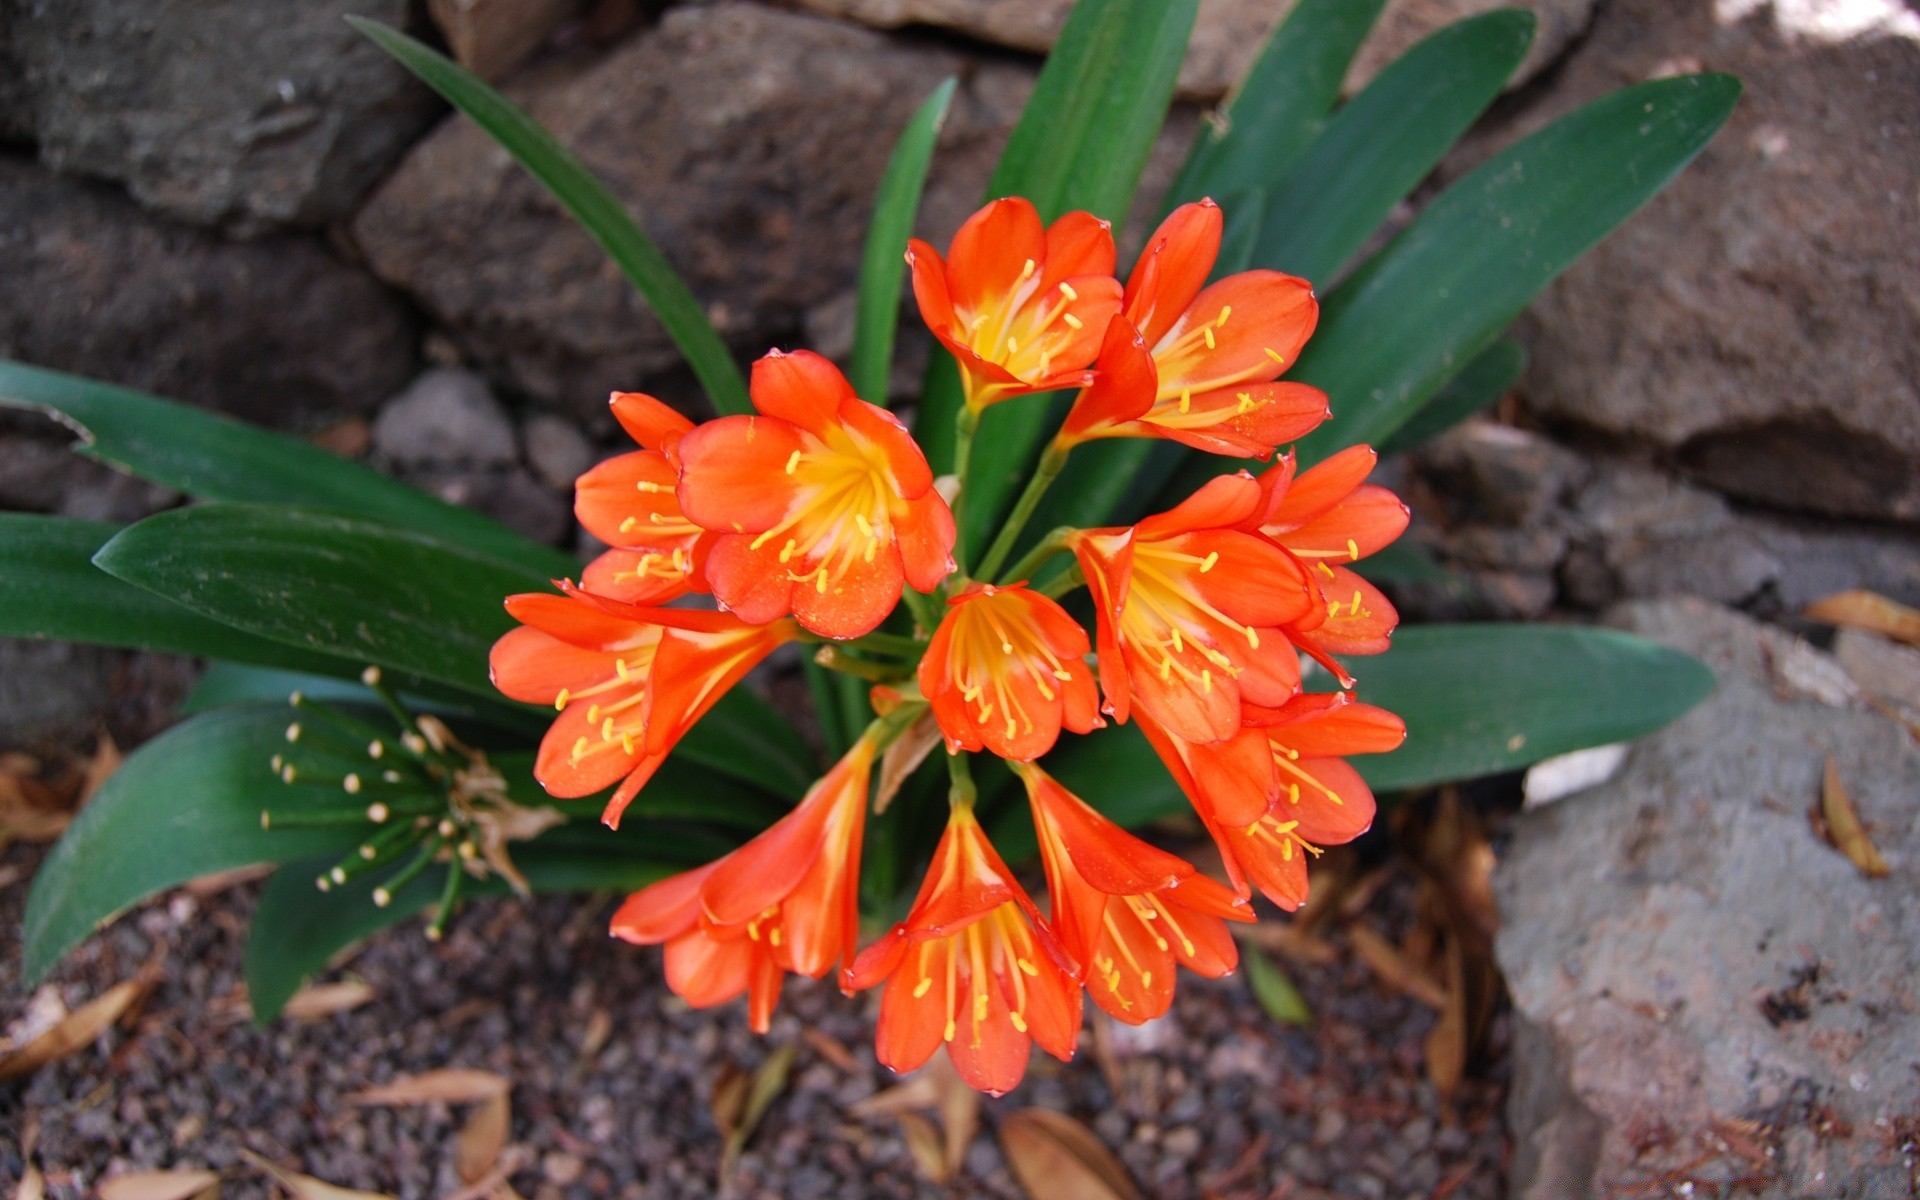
(1237, 392), (1254, 414)
(555, 689), (570, 711)
(615, 658), (631, 682)
(1063, 312), (1084, 330)
(1178, 389), (1192, 414)
(1350, 590), (1364, 615)
(779, 538), (797, 564)
(571, 736), (590, 761)
(619, 516), (638, 533)
(1199, 551), (1219, 573)
(1203, 327), (1216, 350)
(1264, 347), (1286, 364)
(620, 732), (635, 755)
(1019, 258), (1036, 280)
(913, 977), (934, 999)
(1216, 306), (1232, 327)
(1016, 958), (1039, 977)
(784, 449), (802, 475)
(1347, 538), (1361, 561)
(1246, 625), (1260, 648)
(601, 716), (615, 741)
(1059, 281), (1079, 301)
(1318, 562), (1337, 579)
(1009, 1012), (1028, 1033)
(944, 1018), (957, 1042)
(769, 927), (782, 947)
(1202, 669), (1213, 693)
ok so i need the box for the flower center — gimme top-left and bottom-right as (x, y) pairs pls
(1118, 543), (1261, 692)
(906, 903), (1043, 1043)
(961, 258), (1083, 382)
(747, 425), (894, 595)
(947, 592), (1076, 743)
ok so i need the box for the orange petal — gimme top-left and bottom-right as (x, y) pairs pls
(750, 348), (856, 435)
(574, 449), (684, 548)
(610, 391), (694, 451)
(663, 930), (755, 1009)
(610, 861), (717, 944)
(871, 939), (947, 1075)
(947, 197), (1048, 316)
(1058, 317), (1157, 445)
(895, 488), (958, 593)
(1154, 271), (1318, 395)
(580, 548), (693, 606)
(1268, 445), (1377, 530)
(789, 540), (905, 640)
(1124, 199), (1222, 346)
(489, 625), (616, 705)
(1135, 473), (1263, 540)
(674, 414), (812, 534)
(1279, 484), (1409, 561)
(1040, 209), (1117, 288)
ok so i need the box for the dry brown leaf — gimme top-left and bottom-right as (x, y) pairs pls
(0, 979), (142, 1081)
(925, 1054), (979, 1179)
(577, 1008), (612, 1061)
(849, 1070), (943, 1119)
(77, 733), (123, 807)
(97, 1170), (220, 1200)
(1425, 935), (1469, 1103)
(1819, 757), (1889, 878)
(896, 1111), (949, 1182)
(875, 709), (941, 815)
(242, 1152), (393, 1200)
(15, 1115), (43, 1200)
(183, 864), (276, 896)
(347, 1068), (509, 1106)
(1233, 920), (1339, 965)
(1804, 589), (1920, 648)
(998, 1108), (1140, 1200)
(720, 1043), (796, 1178)
(278, 981), (377, 1022)
(709, 1062), (748, 1140)
(455, 1090), (511, 1184)
(801, 1027), (858, 1073)
(1347, 925), (1447, 1010)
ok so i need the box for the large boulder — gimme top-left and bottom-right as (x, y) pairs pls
(0, 158), (416, 427)
(1497, 597), (1920, 1197)
(1, 0), (440, 232)
(351, 3), (1027, 421)
(1498, 0), (1920, 522)
(795, 0), (1594, 99)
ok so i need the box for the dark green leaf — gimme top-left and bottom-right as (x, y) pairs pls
(22, 706), (380, 985)
(0, 513), (346, 674)
(852, 79), (955, 406)
(1246, 949), (1314, 1026)
(675, 687), (821, 800)
(348, 18), (751, 417)
(93, 504), (547, 699)
(1351, 540), (1453, 585)
(1166, 0), (1388, 208)
(1252, 11), (1535, 287)
(1294, 73), (1741, 458)
(0, 360), (575, 580)
(1377, 338), (1525, 457)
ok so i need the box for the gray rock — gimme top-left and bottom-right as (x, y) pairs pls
(1490, 0), (1920, 521)
(0, 638), (114, 749)
(0, 158), (416, 428)
(521, 413), (595, 491)
(2, 0), (441, 232)
(795, 0), (1594, 100)
(1418, 420), (1590, 529)
(353, 3), (1018, 420)
(405, 465), (570, 546)
(1498, 597), (1920, 1198)
(371, 368), (518, 470)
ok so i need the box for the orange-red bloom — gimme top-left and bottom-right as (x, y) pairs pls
(610, 739), (874, 1032)
(918, 582), (1101, 761)
(1143, 693), (1404, 910)
(1018, 762), (1249, 1024)
(573, 391), (708, 605)
(489, 584), (797, 826)
(1057, 200), (1326, 457)
(1251, 446), (1410, 685)
(1069, 472), (1315, 744)
(847, 805), (1080, 1095)
(674, 350), (955, 640)
(907, 197), (1123, 412)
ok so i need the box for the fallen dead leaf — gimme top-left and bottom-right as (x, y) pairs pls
(801, 1027), (858, 1073)
(577, 1007), (613, 1061)
(896, 1111), (949, 1182)
(0, 978), (142, 1081)
(347, 1068), (509, 1106)
(709, 1062), (748, 1140)
(97, 1170), (220, 1200)
(1347, 925), (1447, 1011)
(934, 1055), (980, 1181)
(1425, 935), (1469, 1103)
(184, 864), (276, 897)
(850, 1069), (943, 1119)
(242, 1151), (393, 1200)
(1233, 920), (1339, 966)
(998, 1108), (1140, 1200)
(455, 1090), (511, 1184)
(15, 1116), (43, 1200)
(1818, 757), (1889, 878)
(876, 710), (942, 814)
(1805, 589), (1920, 648)
(278, 981), (377, 1022)
(720, 1042), (796, 1180)
(77, 732), (122, 807)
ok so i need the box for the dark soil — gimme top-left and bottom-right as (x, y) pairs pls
(1, 836), (1508, 1199)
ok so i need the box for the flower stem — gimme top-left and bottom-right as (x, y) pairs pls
(975, 441), (1069, 582)
(945, 749), (976, 810)
(1037, 562), (1085, 601)
(897, 587), (939, 636)
(812, 645), (909, 683)
(994, 525), (1073, 588)
(843, 629), (927, 659)
(949, 405), (980, 579)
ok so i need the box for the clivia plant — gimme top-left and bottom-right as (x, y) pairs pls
(5, 0), (1731, 1097)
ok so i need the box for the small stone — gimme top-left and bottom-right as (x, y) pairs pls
(522, 414), (596, 491)
(1161, 1126), (1203, 1158)
(372, 369), (518, 470)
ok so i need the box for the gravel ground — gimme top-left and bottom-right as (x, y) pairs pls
(1, 833), (1508, 1199)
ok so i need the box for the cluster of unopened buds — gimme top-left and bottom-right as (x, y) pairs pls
(490, 197), (1411, 1095)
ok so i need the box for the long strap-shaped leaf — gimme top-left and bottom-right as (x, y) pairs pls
(1377, 337), (1525, 456)
(0, 361), (577, 580)
(992, 623), (1715, 855)
(349, 17), (751, 418)
(852, 79), (956, 406)
(914, 0), (1198, 553)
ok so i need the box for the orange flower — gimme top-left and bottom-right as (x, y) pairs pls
(846, 805), (1080, 1095)
(907, 197), (1123, 412)
(1017, 762), (1249, 1024)
(1251, 446), (1410, 685)
(1057, 200), (1326, 457)
(1142, 693), (1404, 909)
(1069, 472), (1315, 745)
(674, 349), (955, 640)
(918, 582), (1102, 761)
(609, 739), (874, 1032)
(489, 584), (797, 827)
(574, 391), (706, 605)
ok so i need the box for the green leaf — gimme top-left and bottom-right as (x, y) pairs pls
(21, 706), (379, 985)
(1252, 10), (1535, 287)
(1016, 623), (1715, 843)
(94, 504), (547, 699)
(852, 79), (955, 406)
(1294, 73), (1741, 458)
(1246, 949), (1314, 1026)
(1351, 539), (1453, 585)
(1377, 338), (1525, 457)
(675, 687), (821, 800)
(247, 823), (723, 1019)
(917, 0), (1199, 546)
(348, 18), (751, 418)
(0, 360), (575, 580)
(0, 513), (347, 674)
(1166, 0), (1388, 208)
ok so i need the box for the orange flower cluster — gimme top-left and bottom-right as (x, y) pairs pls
(491, 198), (1410, 1094)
